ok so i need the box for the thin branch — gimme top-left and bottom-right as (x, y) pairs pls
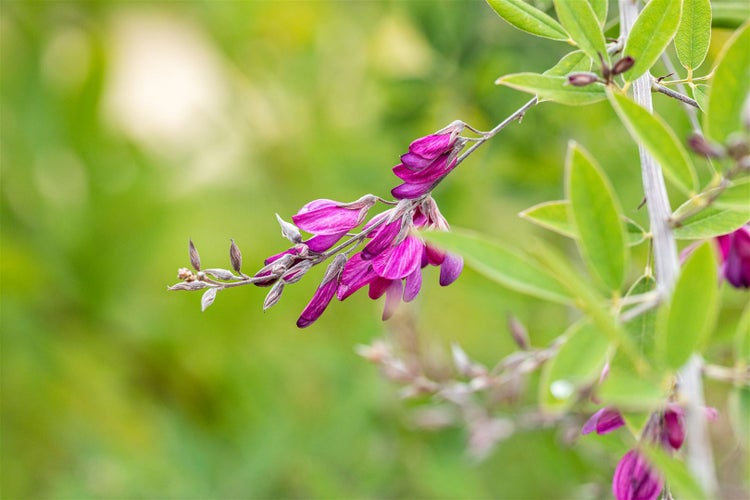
(652, 82), (699, 109)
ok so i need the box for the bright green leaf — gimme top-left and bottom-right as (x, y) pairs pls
(656, 242), (718, 370)
(624, 275), (658, 359)
(705, 22), (750, 143)
(485, 0), (569, 40)
(566, 142), (628, 291)
(540, 321), (611, 413)
(699, 177), (750, 211)
(553, 0), (608, 64)
(673, 203), (750, 239)
(608, 90), (698, 194)
(496, 73), (606, 105)
(543, 50), (592, 77)
(691, 83), (709, 111)
(642, 446), (707, 500)
(622, 0), (682, 82)
(712, 3), (750, 29)
(423, 229), (573, 304)
(598, 364), (664, 409)
(589, 0), (607, 26)
(675, 0), (712, 71)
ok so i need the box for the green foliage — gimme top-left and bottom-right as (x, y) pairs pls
(643, 446), (707, 500)
(675, 0), (712, 72)
(543, 50), (592, 76)
(553, 0), (608, 64)
(711, 2), (750, 28)
(608, 90), (698, 195)
(705, 21), (750, 143)
(672, 202), (750, 239)
(656, 242), (719, 370)
(597, 364), (664, 409)
(589, 0), (608, 27)
(496, 73), (607, 105)
(565, 142), (628, 291)
(484, 0), (568, 40)
(622, 0), (682, 81)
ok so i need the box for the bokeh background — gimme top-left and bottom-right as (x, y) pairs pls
(2, 1), (747, 498)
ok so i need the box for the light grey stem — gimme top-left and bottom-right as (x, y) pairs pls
(618, 0), (717, 495)
(660, 54), (702, 132)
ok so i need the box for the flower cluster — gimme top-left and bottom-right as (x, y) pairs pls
(170, 123), (474, 327)
(583, 404), (717, 500)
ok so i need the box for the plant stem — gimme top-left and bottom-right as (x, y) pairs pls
(619, 0), (717, 495)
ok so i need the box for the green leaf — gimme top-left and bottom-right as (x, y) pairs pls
(624, 275), (658, 359)
(423, 229), (573, 304)
(673, 203), (750, 239)
(543, 50), (592, 77)
(608, 90), (698, 194)
(496, 73), (606, 105)
(553, 0), (608, 64)
(712, 3), (750, 29)
(691, 83), (709, 111)
(675, 0), (712, 71)
(589, 0), (608, 26)
(622, 0), (682, 82)
(598, 364), (664, 409)
(566, 142), (628, 291)
(540, 321), (610, 412)
(520, 200), (646, 246)
(642, 446), (707, 500)
(485, 0), (569, 40)
(656, 242), (718, 370)
(705, 22), (750, 143)
(700, 177), (750, 211)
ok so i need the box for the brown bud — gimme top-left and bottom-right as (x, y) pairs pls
(687, 134), (724, 158)
(598, 52), (611, 82)
(567, 72), (599, 87)
(229, 239), (243, 274)
(188, 239), (201, 271)
(611, 56), (635, 75)
(507, 314), (530, 350)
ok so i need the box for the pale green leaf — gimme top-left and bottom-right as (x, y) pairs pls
(656, 242), (718, 370)
(496, 73), (606, 105)
(673, 203), (750, 239)
(485, 0), (569, 40)
(566, 142), (628, 291)
(423, 229), (573, 304)
(701, 177), (750, 211)
(598, 364), (664, 409)
(543, 50), (592, 77)
(691, 83), (709, 111)
(642, 446), (707, 500)
(622, 0), (682, 81)
(609, 90), (698, 194)
(624, 275), (658, 359)
(705, 22), (750, 143)
(589, 0), (607, 26)
(676, 0), (712, 71)
(540, 321), (610, 412)
(553, 0), (608, 63)
(712, 3), (750, 29)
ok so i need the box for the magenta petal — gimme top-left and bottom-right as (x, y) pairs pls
(382, 279), (403, 320)
(425, 244), (446, 265)
(264, 247), (301, 265)
(292, 205), (362, 235)
(337, 253), (377, 300)
(612, 450), (663, 500)
(391, 181), (434, 200)
(297, 277), (339, 328)
(662, 407), (685, 450)
(369, 277), (391, 299)
(306, 232), (346, 253)
(363, 220), (401, 260)
(724, 225), (750, 288)
(409, 133), (454, 159)
(372, 235), (423, 280)
(582, 407), (625, 435)
(400, 153), (434, 171)
(439, 252), (463, 286)
(403, 268), (422, 302)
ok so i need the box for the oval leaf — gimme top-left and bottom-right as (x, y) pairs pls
(554, 0), (608, 64)
(589, 0), (608, 26)
(705, 21), (750, 143)
(608, 90), (698, 194)
(424, 229), (573, 304)
(673, 204), (750, 239)
(496, 73), (606, 105)
(622, 0), (682, 81)
(566, 142), (628, 291)
(656, 242), (718, 370)
(485, 0), (569, 40)
(675, 0), (712, 71)
(543, 50), (592, 77)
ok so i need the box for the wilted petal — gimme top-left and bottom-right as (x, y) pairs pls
(439, 252), (463, 286)
(582, 407), (625, 435)
(403, 267), (422, 302)
(408, 133), (455, 159)
(612, 450), (663, 500)
(372, 235), (424, 280)
(382, 279), (403, 320)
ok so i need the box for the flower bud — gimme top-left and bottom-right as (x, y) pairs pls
(188, 239), (201, 271)
(229, 239), (243, 274)
(611, 56), (635, 75)
(687, 134), (724, 158)
(567, 72), (600, 87)
(263, 281), (285, 311)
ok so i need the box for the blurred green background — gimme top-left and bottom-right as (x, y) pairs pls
(1, 1), (746, 498)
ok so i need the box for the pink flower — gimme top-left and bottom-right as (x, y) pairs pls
(717, 224), (750, 288)
(582, 407), (625, 435)
(296, 255), (346, 328)
(612, 450), (663, 500)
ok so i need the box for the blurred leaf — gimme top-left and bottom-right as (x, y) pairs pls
(736, 302), (750, 363)
(485, 0), (569, 40)
(642, 446), (707, 500)
(543, 50), (592, 77)
(520, 199), (646, 245)
(711, 2), (750, 28)
(703, 177), (750, 211)
(597, 363), (664, 409)
(553, 0), (608, 64)
(729, 386), (750, 448)
(656, 242), (718, 370)
(496, 73), (606, 105)
(424, 229), (573, 304)
(565, 142), (628, 291)
(675, 0), (711, 71)
(622, 0), (682, 82)
(691, 83), (709, 111)
(589, 0), (607, 26)
(624, 275), (658, 358)
(672, 203), (750, 239)
(705, 21), (750, 143)
(540, 321), (611, 413)
(608, 90), (698, 195)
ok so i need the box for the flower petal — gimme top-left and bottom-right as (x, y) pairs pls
(403, 267), (423, 302)
(306, 232), (346, 253)
(382, 279), (403, 320)
(409, 133), (455, 159)
(372, 235), (423, 280)
(391, 181), (435, 200)
(369, 277), (391, 299)
(297, 276), (339, 328)
(338, 253), (377, 300)
(612, 450), (663, 500)
(362, 220), (401, 260)
(292, 205), (363, 235)
(439, 252), (463, 286)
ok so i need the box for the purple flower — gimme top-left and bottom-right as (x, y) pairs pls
(292, 196), (376, 239)
(582, 407), (626, 435)
(660, 405), (685, 451)
(296, 254), (346, 328)
(717, 224), (750, 288)
(612, 450), (663, 500)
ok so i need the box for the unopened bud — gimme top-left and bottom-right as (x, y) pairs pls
(321, 254), (347, 285)
(507, 314), (530, 350)
(229, 239), (243, 274)
(188, 239), (201, 271)
(263, 280), (285, 310)
(275, 213), (302, 244)
(282, 260), (313, 284)
(567, 72), (599, 87)
(598, 52), (611, 82)
(687, 134), (724, 158)
(611, 56), (635, 75)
